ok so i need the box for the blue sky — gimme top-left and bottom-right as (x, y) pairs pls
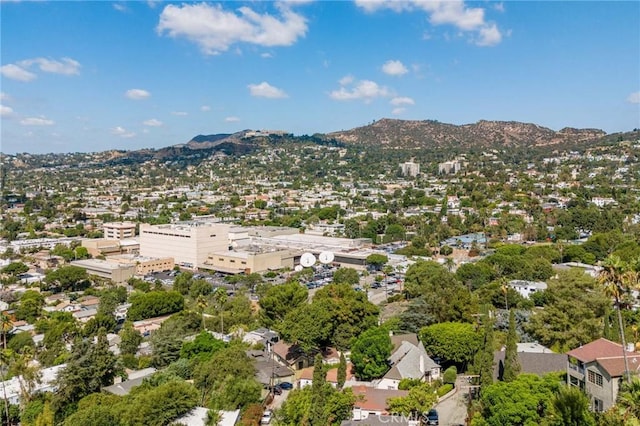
(1, 1), (639, 154)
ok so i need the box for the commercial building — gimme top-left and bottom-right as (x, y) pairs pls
(103, 222), (137, 240)
(106, 254), (174, 275)
(139, 222), (231, 269)
(70, 259), (136, 284)
(82, 238), (140, 257)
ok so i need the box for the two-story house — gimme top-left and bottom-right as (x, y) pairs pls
(566, 338), (640, 412)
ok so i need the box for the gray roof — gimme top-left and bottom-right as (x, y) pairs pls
(493, 351), (567, 381)
(385, 340), (439, 381)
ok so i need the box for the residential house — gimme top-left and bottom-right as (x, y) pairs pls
(298, 361), (355, 389)
(494, 343), (566, 381)
(508, 280), (547, 299)
(103, 368), (157, 396)
(174, 407), (240, 426)
(566, 338), (640, 412)
(376, 333), (440, 390)
(272, 341), (316, 371)
(0, 364), (66, 405)
(350, 385), (408, 421)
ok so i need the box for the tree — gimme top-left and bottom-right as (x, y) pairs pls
(548, 385), (595, 426)
(365, 253), (388, 270)
(598, 255), (634, 383)
(502, 310), (521, 382)
(310, 353), (329, 425)
(420, 322), (483, 369)
(180, 331), (225, 362)
(387, 383), (437, 417)
(118, 321), (142, 356)
(258, 281), (308, 327)
(43, 266), (88, 292)
(280, 283), (378, 351)
(15, 290), (44, 323)
(337, 352), (347, 389)
(2, 262), (28, 276)
(122, 380), (199, 426)
(211, 288), (227, 335)
(127, 291), (184, 321)
(615, 377), (640, 423)
(473, 313), (494, 390)
(526, 269), (608, 352)
(471, 373), (562, 426)
(54, 330), (120, 410)
(332, 268), (360, 286)
(350, 327), (392, 381)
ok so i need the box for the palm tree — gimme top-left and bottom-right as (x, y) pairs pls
(212, 288), (227, 335)
(598, 255), (631, 383)
(0, 312), (11, 350)
(196, 295), (208, 331)
(616, 377), (640, 423)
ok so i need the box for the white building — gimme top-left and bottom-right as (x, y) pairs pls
(0, 364), (66, 405)
(139, 222), (231, 269)
(508, 280), (547, 299)
(400, 161), (420, 177)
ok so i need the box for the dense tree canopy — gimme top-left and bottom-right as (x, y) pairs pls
(127, 291), (184, 322)
(419, 322), (483, 368)
(350, 327), (393, 381)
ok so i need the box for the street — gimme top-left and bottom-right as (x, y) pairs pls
(434, 375), (469, 426)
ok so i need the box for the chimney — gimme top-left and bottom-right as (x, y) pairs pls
(419, 355), (425, 374)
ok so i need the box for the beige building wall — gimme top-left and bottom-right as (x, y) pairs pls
(103, 222), (137, 240)
(205, 249), (294, 273)
(139, 223), (231, 269)
(106, 255), (174, 275)
(70, 259), (136, 284)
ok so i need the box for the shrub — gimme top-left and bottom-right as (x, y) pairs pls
(443, 365), (457, 384)
(437, 383), (453, 397)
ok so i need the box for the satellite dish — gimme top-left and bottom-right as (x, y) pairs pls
(294, 265), (303, 272)
(319, 251), (334, 264)
(300, 252), (316, 268)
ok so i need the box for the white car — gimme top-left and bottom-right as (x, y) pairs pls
(261, 410), (272, 425)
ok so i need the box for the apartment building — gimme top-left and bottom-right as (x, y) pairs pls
(103, 222), (137, 240)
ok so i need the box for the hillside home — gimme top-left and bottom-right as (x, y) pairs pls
(376, 333), (440, 390)
(566, 338), (640, 412)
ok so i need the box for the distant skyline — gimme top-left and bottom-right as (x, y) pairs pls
(1, 1), (639, 154)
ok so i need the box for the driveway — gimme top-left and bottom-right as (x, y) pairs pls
(435, 376), (468, 425)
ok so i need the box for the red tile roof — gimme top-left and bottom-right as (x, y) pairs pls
(352, 385), (408, 412)
(596, 354), (640, 377)
(566, 338), (629, 363)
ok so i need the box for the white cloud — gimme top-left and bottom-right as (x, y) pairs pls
(111, 126), (136, 138)
(390, 96), (415, 106)
(338, 75), (354, 86)
(201, 105), (211, 112)
(627, 91), (640, 104)
(391, 107), (406, 115)
(20, 116), (55, 126)
(382, 60), (408, 76)
(261, 52), (273, 58)
(355, 0), (503, 47)
(113, 3), (128, 12)
(476, 24), (502, 46)
(19, 57), (81, 75)
(172, 111), (188, 116)
(157, 2), (308, 55)
(125, 89), (151, 100)
(330, 79), (391, 103)
(225, 116), (240, 122)
(143, 118), (163, 127)
(0, 92), (10, 102)
(0, 64), (37, 82)
(248, 81), (288, 98)
(0, 105), (14, 116)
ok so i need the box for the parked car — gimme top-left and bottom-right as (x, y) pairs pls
(278, 382), (293, 390)
(261, 410), (272, 425)
(269, 385), (282, 395)
(425, 409), (439, 425)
